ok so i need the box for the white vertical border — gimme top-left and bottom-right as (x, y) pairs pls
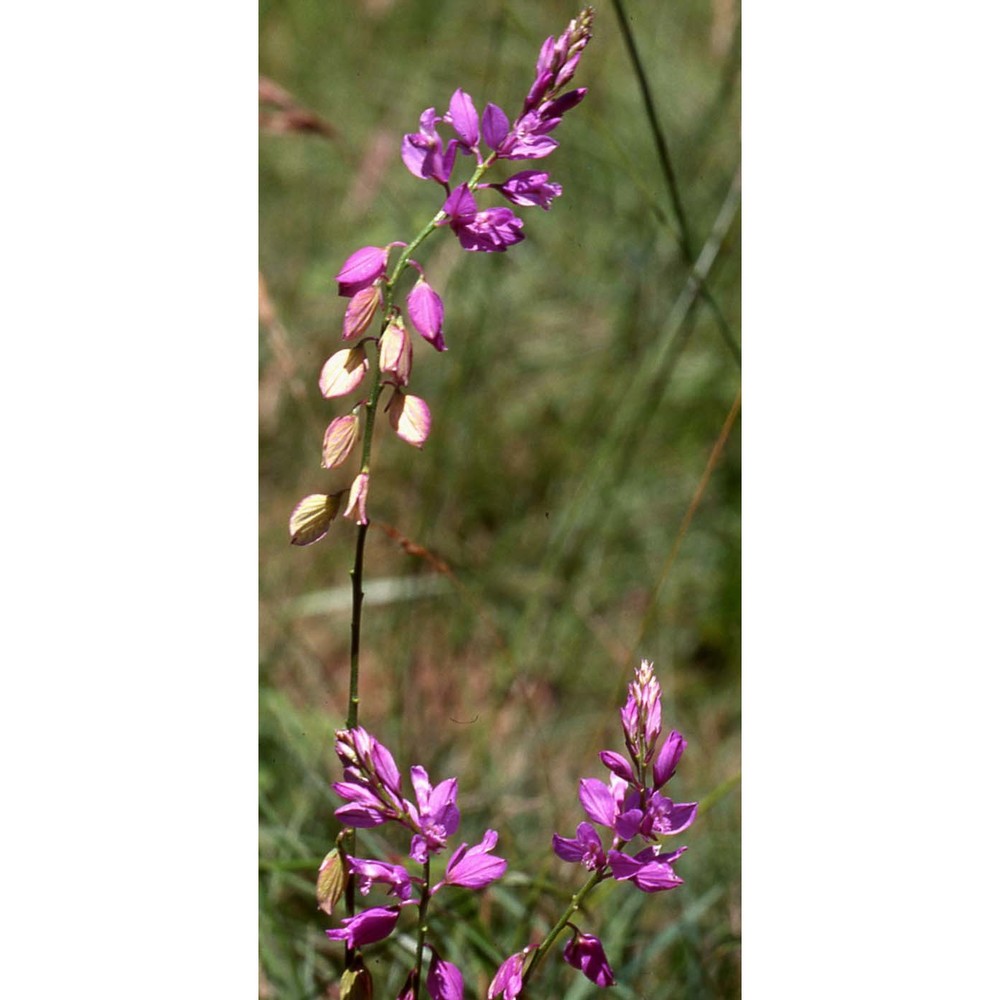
(744, 1), (999, 995)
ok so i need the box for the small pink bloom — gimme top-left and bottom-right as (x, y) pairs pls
(321, 413), (361, 469)
(440, 829), (507, 889)
(427, 953), (464, 1000)
(325, 906), (399, 947)
(388, 392), (431, 448)
(487, 948), (534, 1000)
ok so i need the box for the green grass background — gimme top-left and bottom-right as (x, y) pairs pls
(260, 0), (740, 995)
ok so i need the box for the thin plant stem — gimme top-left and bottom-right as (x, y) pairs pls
(413, 858), (433, 1000)
(520, 869), (606, 989)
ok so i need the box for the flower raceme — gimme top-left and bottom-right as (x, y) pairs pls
(289, 6), (594, 547)
(548, 659), (699, 988)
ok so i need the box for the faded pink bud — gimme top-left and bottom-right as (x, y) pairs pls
(343, 285), (382, 340)
(336, 245), (389, 297)
(388, 392), (431, 448)
(406, 277), (446, 351)
(319, 346), (369, 398)
(344, 472), (370, 525)
(379, 315), (413, 386)
(289, 493), (340, 546)
(322, 413), (361, 468)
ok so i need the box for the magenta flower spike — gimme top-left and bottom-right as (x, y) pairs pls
(325, 906), (401, 948)
(406, 277), (446, 351)
(427, 953), (465, 1000)
(563, 932), (616, 987)
(336, 245), (389, 297)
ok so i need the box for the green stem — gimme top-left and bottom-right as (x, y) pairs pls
(521, 868), (606, 988)
(412, 858), (433, 1000)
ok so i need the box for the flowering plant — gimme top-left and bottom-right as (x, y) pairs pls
(281, 7), (710, 998)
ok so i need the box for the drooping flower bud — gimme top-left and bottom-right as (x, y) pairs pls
(406, 277), (446, 351)
(563, 931), (616, 987)
(322, 413), (361, 468)
(336, 245), (389, 297)
(319, 346), (369, 398)
(343, 284), (381, 340)
(343, 472), (370, 525)
(289, 493), (341, 546)
(388, 391), (431, 448)
(426, 953), (464, 1000)
(379, 315), (413, 386)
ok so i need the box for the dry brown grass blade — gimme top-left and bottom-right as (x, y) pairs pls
(259, 75), (337, 140)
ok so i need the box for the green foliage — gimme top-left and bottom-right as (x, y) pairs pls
(261, 0), (740, 995)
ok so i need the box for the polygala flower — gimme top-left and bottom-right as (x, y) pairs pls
(379, 314), (413, 386)
(342, 284), (381, 340)
(319, 346), (369, 399)
(406, 765), (460, 863)
(426, 953), (465, 1000)
(336, 245), (389, 297)
(438, 829), (507, 890)
(487, 948), (534, 1000)
(406, 276), (446, 351)
(288, 493), (340, 546)
(563, 931), (616, 987)
(325, 906), (401, 948)
(491, 170), (563, 210)
(441, 184), (524, 253)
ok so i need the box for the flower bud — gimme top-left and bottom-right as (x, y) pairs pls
(379, 315), (413, 386)
(319, 346), (369, 398)
(407, 277), (446, 351)
(316, 847), (346, 915)
(322, 413), (361, 468)
(343, 472), (370, 525)
(289, 493), (340, 546)
(336, 245), (389, 297)
(343, 285), (381, 340)
(388, 392), (431, 448)
(563, 931), (616, 987)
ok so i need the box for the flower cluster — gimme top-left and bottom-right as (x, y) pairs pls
(545, 660), (697, 989)
(324, 727), (506, 998)
(289, 6), (594, 548)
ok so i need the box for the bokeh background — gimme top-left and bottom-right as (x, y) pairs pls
(260, 0), (740, 996)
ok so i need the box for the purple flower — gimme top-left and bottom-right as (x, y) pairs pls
(496, 110), (560, 161)
(598, 749), (636, 786)
(578, 775), (642, 841)
(439, 829), (507, 889)
(487, 948), (534, 1000)
(445, 88), (479, 149)
(332, 726), (406, 826)
(326, 906), (400, 948)
(563, 932), (616, 987)
(406, 276), (446, 351)
(637, 792), (698, 840)
(336, 245), (389, 297)
(481, 102), (510, 151)
(406, 765), (460, 863)
(427, 953), (464, 1000)
(491, 170), (563, 210)
(552, 821), (606, 871)
(621, 659), (662, 757)
(522, 7), (594, 116)
(653, 729), (687, 789)
(401, 107), (458, 185)
(608, 845), (687, 893)
(333, 780), (398, 828)
(441, 184), (524, 253)
(346, 856), (413, 902)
